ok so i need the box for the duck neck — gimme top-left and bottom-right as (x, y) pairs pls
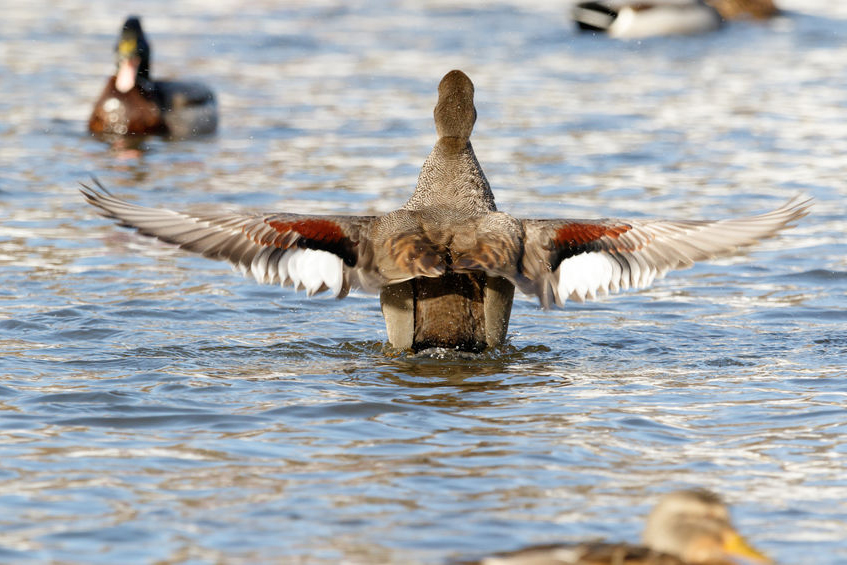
(405, 137), (496, 213)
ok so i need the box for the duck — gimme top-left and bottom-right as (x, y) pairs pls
(572, 0), (779, 39)
(88, 16), (217, 140)
(81, 69), (808, 353)
(465, 490), (771, 564)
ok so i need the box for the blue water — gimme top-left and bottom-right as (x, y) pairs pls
(1, 1), (846, 563)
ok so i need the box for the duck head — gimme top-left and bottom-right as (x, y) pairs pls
(434, 70), (477, 139)
(114, 16), (151, 93)
(643, 490), (772, 564)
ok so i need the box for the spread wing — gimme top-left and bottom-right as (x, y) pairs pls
(520, 197), (811, 308)
(81, 182), (380, 298)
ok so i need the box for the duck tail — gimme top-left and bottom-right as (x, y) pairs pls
(572, 1), (618, 32)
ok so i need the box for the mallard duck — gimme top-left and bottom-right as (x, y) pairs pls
(81, 70), (808, 353)
(468, 490), (771, 564)
(88, 16), (217, 139)
(572, 0), (778, 39)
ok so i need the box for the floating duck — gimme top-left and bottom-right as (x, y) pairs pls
(466, 490), (771, 564)
(89, 16), (217, 139)
(82, 70), (808, 353)
(572, 0), (779, 39)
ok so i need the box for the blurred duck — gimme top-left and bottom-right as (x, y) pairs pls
(82, 70), (807, 353)
(572, 0), (779, 39)
(468, 490), (772, 565)
(89, 16), (217, 139)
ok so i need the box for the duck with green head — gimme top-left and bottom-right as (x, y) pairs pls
(89, 16), (217, 140)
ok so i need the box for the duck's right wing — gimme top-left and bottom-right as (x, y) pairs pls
(519, 197), (810, 308)
(81, 182), (381, 298)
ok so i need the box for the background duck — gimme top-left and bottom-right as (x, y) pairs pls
(88, 16), (217, 140)
(572, 0), (779, 39)
(82, 70), (808, 354)
(466, 490), (771, 565)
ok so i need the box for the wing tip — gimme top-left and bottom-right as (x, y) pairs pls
(783, 194), (813, 223)
(79, 175), (111, 199)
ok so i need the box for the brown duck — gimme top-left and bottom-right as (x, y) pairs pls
(89, 16), (217, 139)
(82, 70), (808, 353)
(464, 490), (771, 565)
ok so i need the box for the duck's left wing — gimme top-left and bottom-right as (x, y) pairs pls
(81, 183), (380, 298)
(519, 198), (810, 308)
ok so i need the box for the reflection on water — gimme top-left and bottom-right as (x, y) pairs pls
(1, 0), (846, 563)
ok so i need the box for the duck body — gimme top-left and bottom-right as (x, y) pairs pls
(89, 75), (165, 137)
(474, 542), (684, 564)
(573, 1), (723, 39)
(88, 16), (217, 139)
(82, 70), (808, 353)
(378, 109), (520, 352)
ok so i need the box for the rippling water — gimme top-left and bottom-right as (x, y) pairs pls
(1, 1), (846, 563)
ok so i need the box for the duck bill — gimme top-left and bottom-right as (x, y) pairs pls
(723, 531), (772, 564)
(115, 56), (139, 93)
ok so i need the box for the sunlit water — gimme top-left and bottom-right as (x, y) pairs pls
(1, 1), (846, 563)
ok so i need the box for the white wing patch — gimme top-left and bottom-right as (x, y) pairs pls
(248, 246), (344, 297)
(555, 249), (671, 304)
(555, 247), (678, 304)
(557, 252), (614, 302)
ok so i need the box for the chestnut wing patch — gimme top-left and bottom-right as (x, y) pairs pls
(258, 217), (360, 267)
(549, 222), (633, 271)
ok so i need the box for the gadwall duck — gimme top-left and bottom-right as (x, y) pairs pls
(573, 0), (778, 39)
(466, 490), (771, 564)
(89, 16), (217, 139)
(82, 70), (808, 353)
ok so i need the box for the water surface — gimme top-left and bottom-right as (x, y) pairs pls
(1, 1), (846, 563)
